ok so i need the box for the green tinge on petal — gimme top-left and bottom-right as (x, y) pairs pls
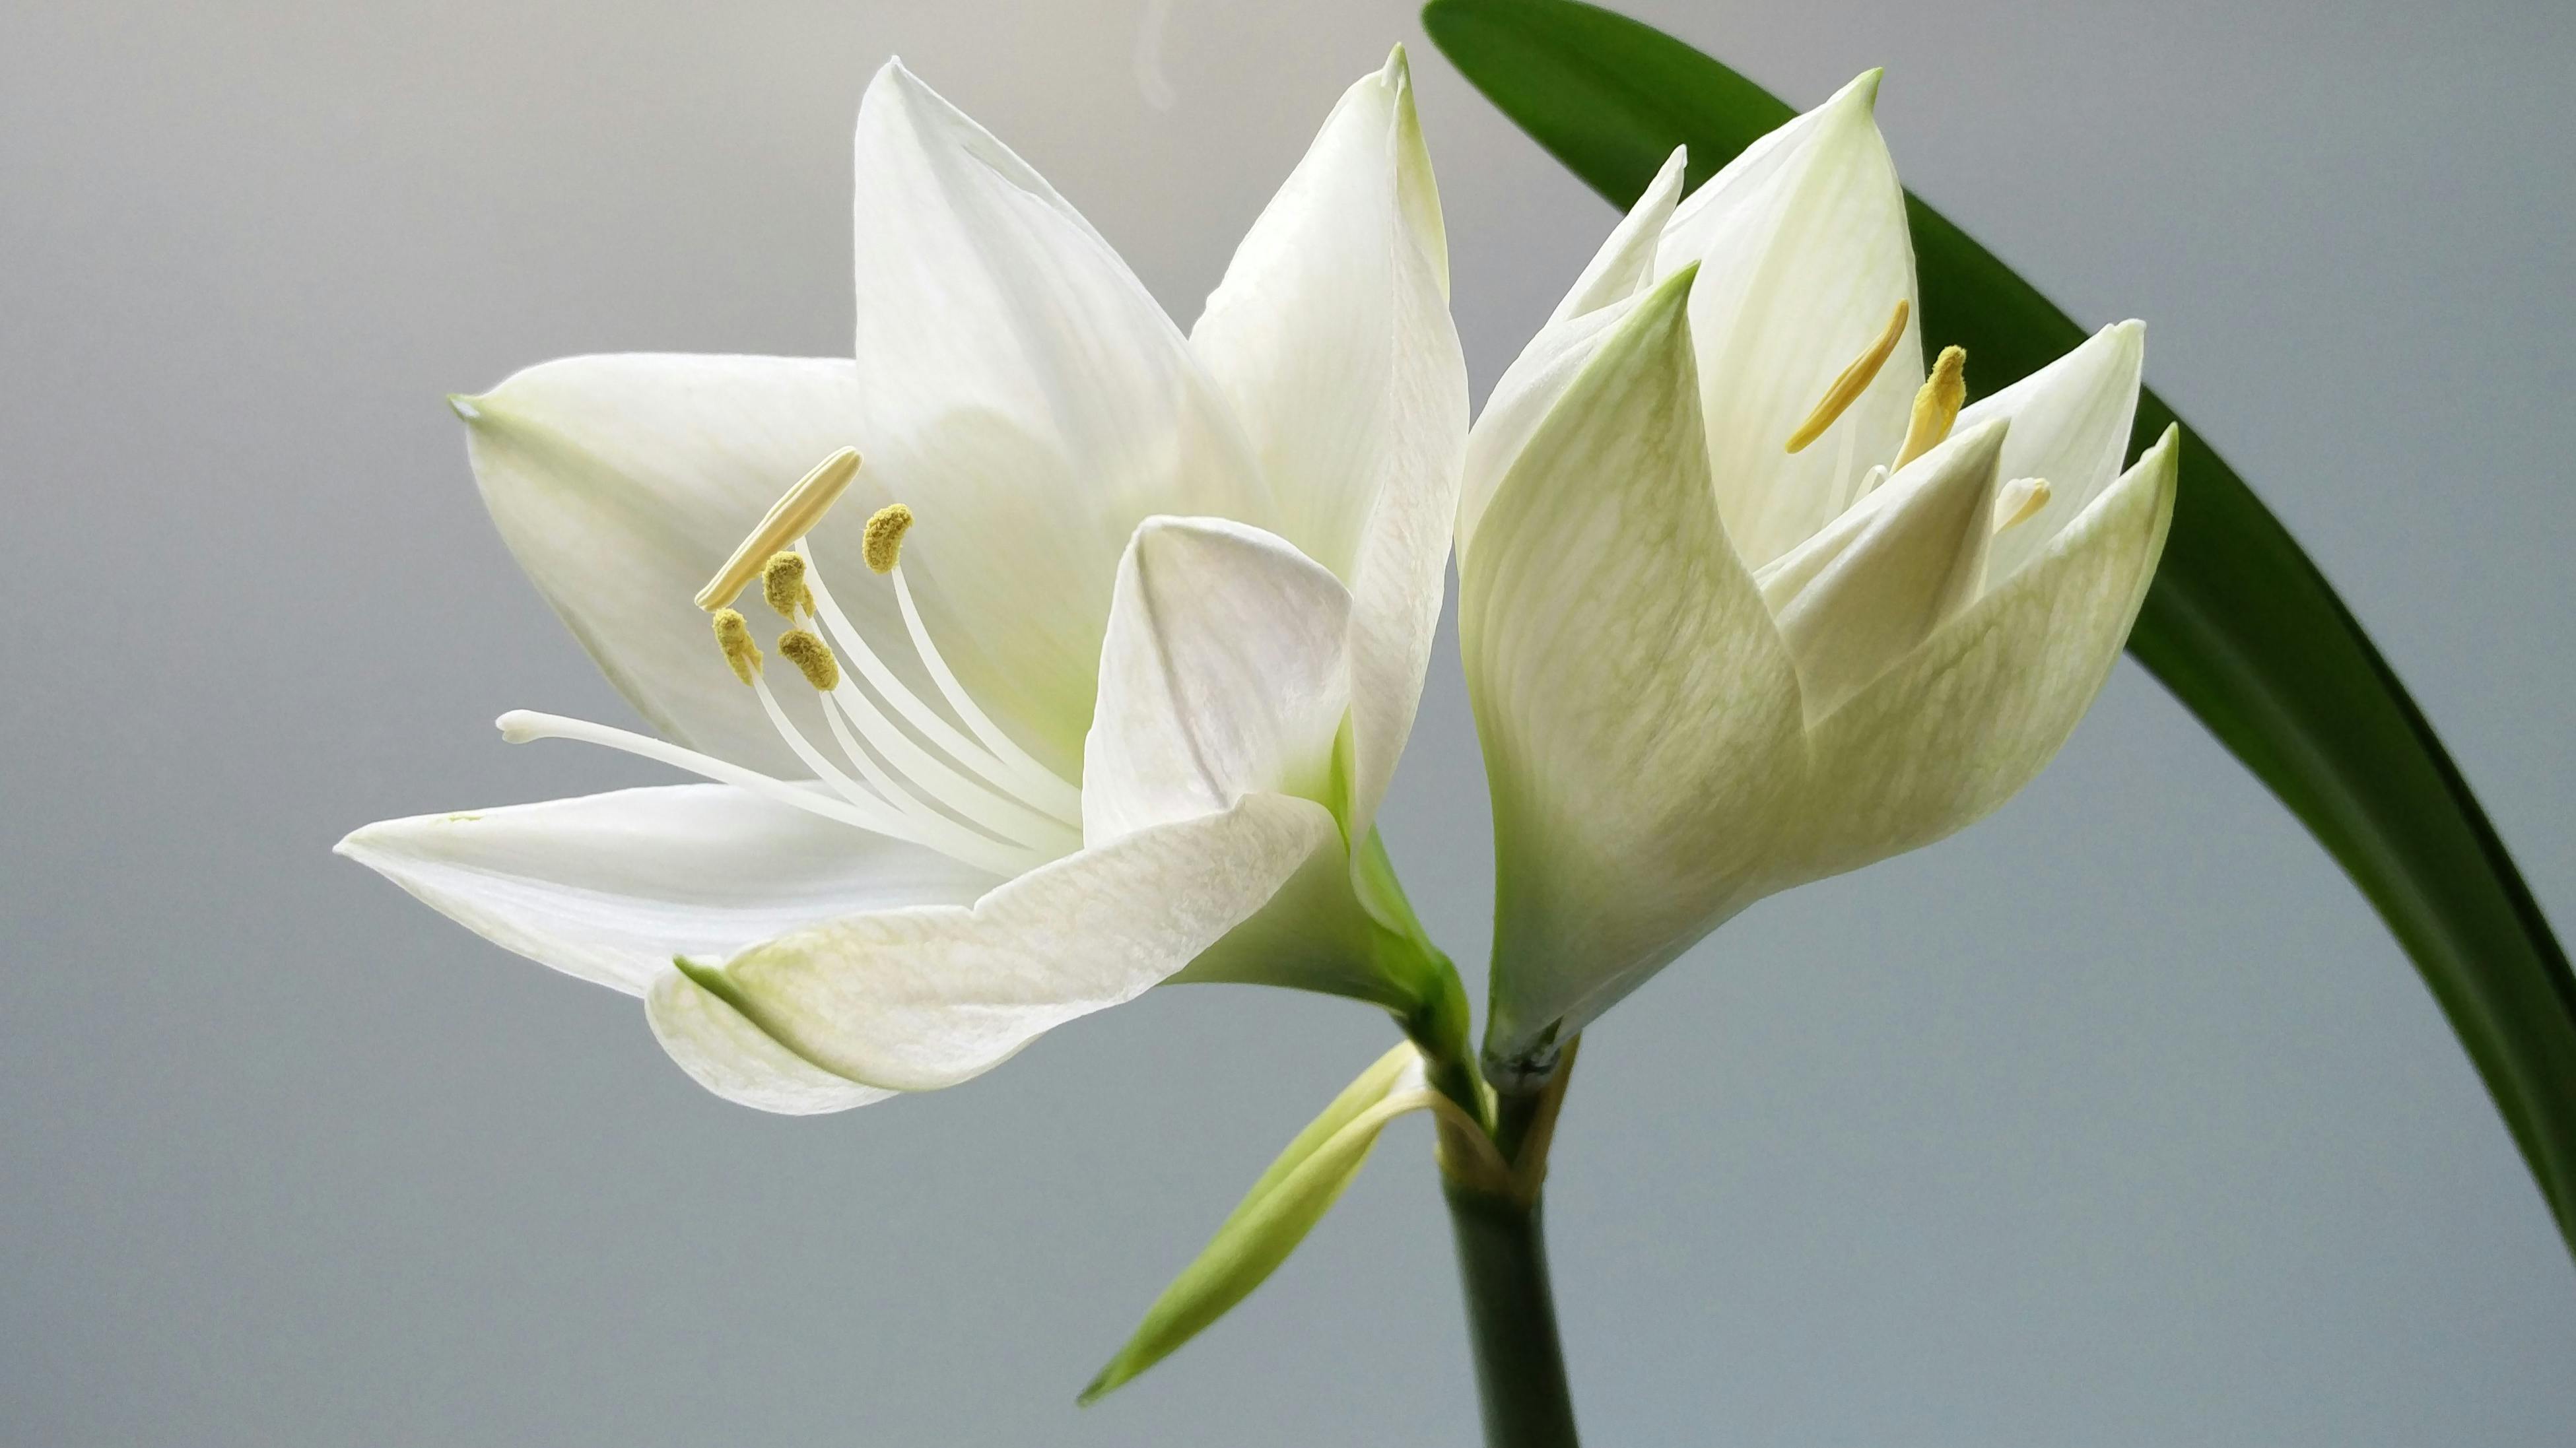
(1079, 1042), (1429, 1404)
(1169, 824), (1472, 1057)
(1465, 261), (1802, 1072)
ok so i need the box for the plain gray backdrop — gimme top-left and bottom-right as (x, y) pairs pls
(5, 0), (2571, 1443)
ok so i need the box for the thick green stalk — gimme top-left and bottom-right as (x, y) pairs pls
(1446, 1183), (1580, 1448)
(1443, 1042), (1583, 1447)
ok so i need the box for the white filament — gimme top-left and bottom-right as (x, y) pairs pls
(500, 510), (1093, 880)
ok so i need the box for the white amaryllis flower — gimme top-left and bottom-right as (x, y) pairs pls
(337, 51), (1466, 1113)
(1460, 71), (2178, 1078)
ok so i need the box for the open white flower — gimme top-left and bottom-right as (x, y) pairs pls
(338, 50), (1466, 1113)
(1461, 72), (2177, 1078)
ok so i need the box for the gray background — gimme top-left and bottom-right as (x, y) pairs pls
(5, 0), (2571, 1442)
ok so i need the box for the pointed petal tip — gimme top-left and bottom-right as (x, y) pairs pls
(2144, 420), (2183, 469)
(1846, 67), (1885, 110)
(1950, 411), (2011, 458)
(1644, 257), (1700, 308)
(1382, 41), (1409, 86)
(863, 55), (928, 108)
(445, 393), (483, 422)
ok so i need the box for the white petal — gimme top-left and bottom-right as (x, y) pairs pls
(1458, 145), (1686, 556)
(645, 969), (897, 1115)
(1187, 48), (1465, 839)
(1082, 517), (1353, 845)
(1956, 320), (2148, 585)
(1547, 145), (1687, 325)
(335, 783), (1001, 996)
(1654, 71), (1922, 569)
(458, 354), (903, 776)
(1756, 415), (2008, 719)
(1460, 290), (1644, 554)
(1461, 267), (1805, 1074)
(1460, 148), (1690, 555)
(1792, 425), (2179, 878)
(686, 793), (1339, 1092)
(846, 61), (1272, 777)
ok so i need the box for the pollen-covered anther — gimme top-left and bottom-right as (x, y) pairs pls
(863, 503), (914, 574)
(1786, 299), (1910, 454)
(712, 608), (763, 686)
(694, 447), (862, 610)
(762, 550), (813, 619)
(1993, 476), (2052, 533)
(777, 628), (841, 692)
(1893, 345), (1967, 469)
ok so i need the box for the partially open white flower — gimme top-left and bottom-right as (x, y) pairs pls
(1461, 72), (2177, 1078)
(338, 50), (1466, 1113)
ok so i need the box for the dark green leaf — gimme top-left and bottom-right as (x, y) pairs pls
(1424, 0), (2576, 1257)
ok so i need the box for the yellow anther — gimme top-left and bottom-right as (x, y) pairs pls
(777, 628), (840, 691)
(1993, 476), (2052, 533)
(762, 550), (813, 619)
(1893, 345), (1967, 469)
(712, 609), (763, 686)
(1785, 300), (1910, 454)
(695, 447), (862, 610)
(863, 503), (914, 574)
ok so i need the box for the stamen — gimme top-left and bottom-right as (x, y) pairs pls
(790, 535), (1083, 847)
(864, 503), (914, 574)
(712, 609), (763, 686)
(1893, 345), (1967, 469)
(778, 628), (840, 691)
(762, 551), (814, 619)
(1993, 476), (2052, 533)
(891, 564), (1086, 820)
(1786, 300), (1910, 454)
(745, 676), (1044, 877)
(813, 677), (1075, 853)
(798, 539), (1085, 826)
(695, 447), (862, 610)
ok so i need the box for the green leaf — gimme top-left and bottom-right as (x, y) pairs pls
(1080, 1041), (1433, 1404)
(1423, 0), (2576, 1257)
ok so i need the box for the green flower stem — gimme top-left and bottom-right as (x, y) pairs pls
(1444, 1041), (1583, 1448)
(1445, 1182), (1580, 1448)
